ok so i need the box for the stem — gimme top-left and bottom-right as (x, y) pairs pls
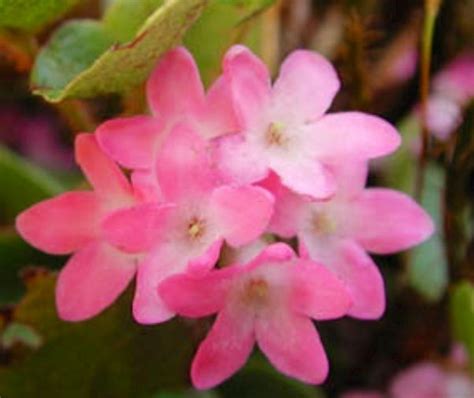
(415, 0), (442, 199)
(54, 100), (97, 133)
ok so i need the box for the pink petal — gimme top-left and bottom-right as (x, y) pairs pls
(327, 240), (386, 319)
(75, 134), (133, 200)
(56, 241), (136, 321)
(102, 203), (176, 253)
(133, 248), (185, 324)
(272, 154), (336, 199)
(223, 45), (271, 129)
(389, 363), (445, 398)
(211, 132), (269, 185)
(16, 192), (101, 255)
(191, 306), (255, 389)
(262, 173), (307, 238)
(250, 242), (296, 265)
(147, 47), (205, 119)
(210, 185), (274, 247)
(156, 123), (217, 201)
(204, 75), (240, 138)
(272, 50), (340, 124)
(159, 267), (236, 318)
(290, 260), (352, 320)
(256, 309), (329, 384)
(96, 116), (163, 169)
(326, 161), (368, 198)
(131, 170), (163, 202)
(309, 112), (401, 161)
(187, 239), (223, 273)
(349, 189), (435, 254)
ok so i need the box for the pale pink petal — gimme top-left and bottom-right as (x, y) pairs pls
(16, 192), (101, 255)
(147, 47), (205, 119)
(56, 241), (136, 321)
(156, 123), (218, 201)
(328, 240), (386, 319)
(102, 203), (176, 253)
(209, 185), (274, 247)
(256, 309), (328, 384)
(272, 50), (340, 124)
(262, 173), (307, 238)
(326, 161), (368, 198)
(75, 134), (133, 200)
(159, 267), (236, 317)
(349, 189), (435, 254)
(309, 112), (401, 161)
(272, 154), (336, 199)
(96, 116), (163, 169)
(211, 132), (269, 185)
(191, 305), (255, 389)
(204, 75), (239, 138)
(133, 248), (185, 324)
(223, 45), (271, 129)
(290, 260), (352, 320)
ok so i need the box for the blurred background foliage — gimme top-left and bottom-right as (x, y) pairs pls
(0, 0), (473, 397)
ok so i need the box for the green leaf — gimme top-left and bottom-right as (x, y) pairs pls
(184, 0), (274, 86)
(31, 0), (207, 102)
(0, 145), (65, 222)
(451, 281), (474, 369)
(103, 0), (165, 43)
(0, 274), (196, 397)
(0, 0), (80, 31)
(408, 164), (448, 301)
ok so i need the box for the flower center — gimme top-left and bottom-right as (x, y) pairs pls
(242, 278), (269, 306)
(311, 211), (337, 235)
(187, 217), (205, 240)
(265, 122), (287, 147)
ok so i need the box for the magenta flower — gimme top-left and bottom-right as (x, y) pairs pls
(213, 45), (401, 199)
(95, 46), (238, 200)
(263, 162), (434, 319)
(159, 243), (352, 389)
(16, 134), (139, 321)
(102, 123), (274, 324)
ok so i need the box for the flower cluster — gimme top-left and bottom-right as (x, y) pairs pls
(16, 46), (434, 389)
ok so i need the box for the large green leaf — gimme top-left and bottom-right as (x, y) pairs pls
(31, 0), (207, 102)
(451, 281), (474, 369)
(184, 0), (274, 86)
(0, 0), (80, 31)
(0, 145), (65, 222)
(0, 274), (196, 397)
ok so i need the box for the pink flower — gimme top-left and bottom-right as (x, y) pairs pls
(16, 134), (139, 321)
(263, 162), (434, 319)
(102, 123), (274, 324)
(95, 47), (238, 200)
(389, 362), (474, 398)
(212, 45), (401, 199)
(159, 243), (352, 389)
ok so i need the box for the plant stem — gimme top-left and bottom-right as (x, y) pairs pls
(415, 0), (442, 199)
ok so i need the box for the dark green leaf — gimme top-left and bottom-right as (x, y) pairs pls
(0, 274), (196, 397)
(451, 281), (474, 369)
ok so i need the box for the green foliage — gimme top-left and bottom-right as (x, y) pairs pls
(31, 0), (207, 102)
(0, 0), (80, 31)
(184, 0), (274, 86)
(0, 274), (196, 397)
(0, 145), (65, 222)
(451, 281), (474, 369)
(408, 165), (448, 301)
